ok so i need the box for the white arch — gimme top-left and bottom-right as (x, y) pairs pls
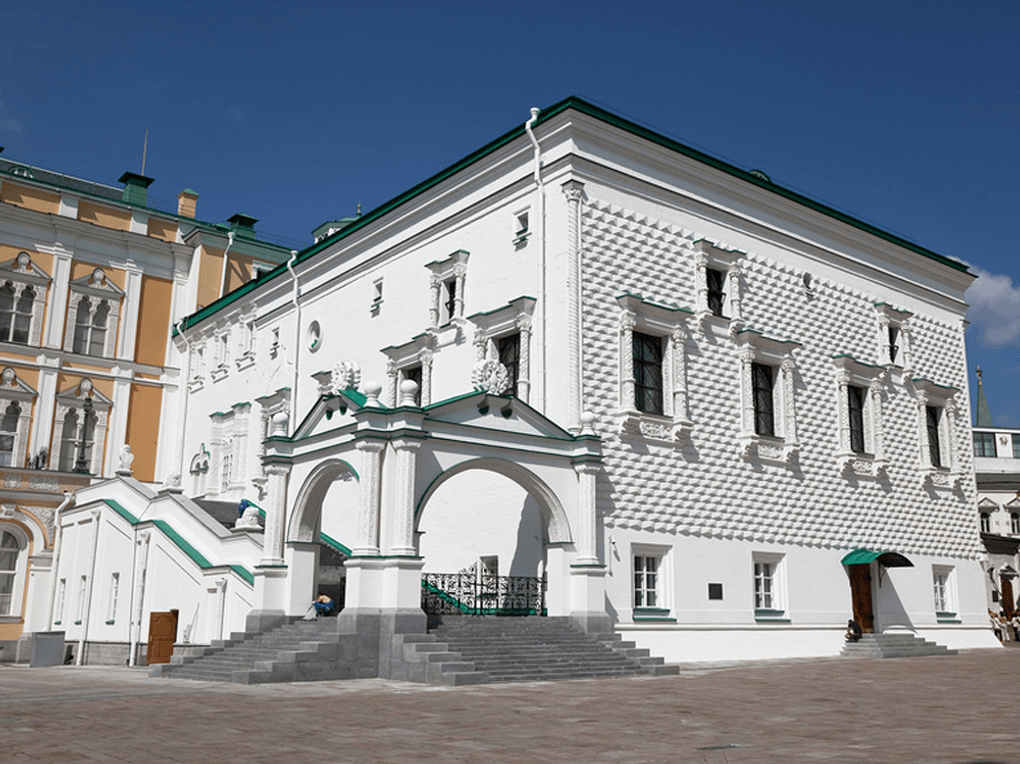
(288, 458), (359, 543)
(415, 456), (572, 544)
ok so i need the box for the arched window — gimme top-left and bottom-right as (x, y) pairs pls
(0, 531), (20, 615)
(0, 283), (36, 345)
(1012, 512), (1020, 535)
(58, 406), (97, 472)
(980, 512), (991, 534)
(72, 298), (110, 356)
(0, 401), (21, 467)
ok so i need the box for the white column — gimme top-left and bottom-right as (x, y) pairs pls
(44, 252), (73, 349)
(116, 268), (143, 361)
(261, 463), (290, 565)
(573, 461), (599, 565)
(354, 440), (384, 555)
(389, 438), (421, 556)
(619, 311), (636, 410)
(562, 180), (585, 430)
(106, 379), (132, 477)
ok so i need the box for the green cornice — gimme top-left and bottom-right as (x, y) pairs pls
(175, 95), (968, 334)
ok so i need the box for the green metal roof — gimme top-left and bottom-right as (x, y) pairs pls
(175, 96), (970, 335)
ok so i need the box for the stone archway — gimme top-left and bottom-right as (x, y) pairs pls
(283, 458), (359, 615)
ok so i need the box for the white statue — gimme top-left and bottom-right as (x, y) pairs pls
(118, 444), (134, 473)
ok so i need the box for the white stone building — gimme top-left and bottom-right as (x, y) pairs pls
(49, 97), (998, 667)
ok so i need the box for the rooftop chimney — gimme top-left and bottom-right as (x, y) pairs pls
(177, 188), (198, 218)
(119, 171), (155, 207)
(227, 213), (258, 239)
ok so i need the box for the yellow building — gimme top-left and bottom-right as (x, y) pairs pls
(0, 157), (293, 659)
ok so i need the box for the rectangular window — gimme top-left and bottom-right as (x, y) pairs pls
(55, 578), (66, 623)
(974, 432), (996, 458)
(926, 405), (942, 467)
(442, 279), (457, 324)
(76, 575), (87, 623)
(751, 362), (775, 437)
(221, 453), (232, 491)
(888, 326), (900, 365)
(753, 553), (786, 618)
(754, 561), (774, 610)
(933, 566), (954, 615)
(108, 572), (119, 622)
(497, 333), (520, 394)
(632, 332), (664, 415)
(1013, 434), (1020, 459)
(706, 268), (726, 318)
(981, 512), (991, 534)
(633, 555), (659, 608)
(848, 385), (866, 454)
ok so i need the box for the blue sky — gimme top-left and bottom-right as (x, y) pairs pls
(2, 1), (1017, 423)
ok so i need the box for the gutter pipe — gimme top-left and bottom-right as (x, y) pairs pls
(286, 250), (300, 435)
(217, 231), (236, 298)
(524, 108), (546, 408)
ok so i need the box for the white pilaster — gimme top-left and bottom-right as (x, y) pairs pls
(116, 268), (143, 361)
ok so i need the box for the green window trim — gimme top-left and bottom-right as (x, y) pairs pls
(104, 619), (115, 625)
(754, 609), (790, 623)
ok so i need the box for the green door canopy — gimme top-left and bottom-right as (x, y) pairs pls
(841, 549), (914, 568)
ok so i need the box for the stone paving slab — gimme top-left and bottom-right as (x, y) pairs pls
(1, 649), (1018, 763)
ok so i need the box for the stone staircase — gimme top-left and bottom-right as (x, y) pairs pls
(397, 616), (680, 684)
(841, 632), (957, 659)
(150, 617), (354, 684)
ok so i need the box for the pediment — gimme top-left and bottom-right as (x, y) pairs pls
(0, 252), (51, 286)
(56, 378), (113, 408)
(0, 367), (38, 399)
(978, 497), (1000, 511)
(292, 393), (360, 440)
(424, 391), (574, 441)
(69, 267), (125, 297)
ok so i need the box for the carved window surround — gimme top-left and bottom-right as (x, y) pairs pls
(912, 376), (960, 490)
(874, 302), (913, 374)
(189, 443), (211, 496)
(208, 402), (251, 498)
(210, 323), (231, 383)
(736, 330), (801, 464)
(468, 296), (536, 403)
(692, 239), (745, 334)
(614, 293), (694, 443)
(0, 368), (37, 468)
(49, 378), (111, 475)
(426, 249), (469, 329)
(252, 388), (290, 498)
(0, 252), (51, 347)
(382, 333), (437, 407)
(832, 354), (887, 478)
(62, 268), (124, 358)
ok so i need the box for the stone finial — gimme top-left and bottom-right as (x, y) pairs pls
(363, 380), (383, 407)
(399, 379), (420, 406)
(579, 410), (597, 435)
(271, 411), (289, 436)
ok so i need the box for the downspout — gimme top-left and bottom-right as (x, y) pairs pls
(217, 231), (236, 298)
(76, 508), (102, 666)
(525, 108), (546, 408)
(173, 319), (192, 483)
(127, 530), (151, 667)
(287, 249), (300, 435)
(44, 491), (76, 628)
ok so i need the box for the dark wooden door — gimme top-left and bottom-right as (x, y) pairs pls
(1002, 577), (1015, 619)
(146, 610), (178, 665)
(848, 564), (875, 633)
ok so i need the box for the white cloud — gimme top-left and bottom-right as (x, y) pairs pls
(965, 267), (1020, 347)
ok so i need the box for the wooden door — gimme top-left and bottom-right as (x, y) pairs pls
(146, 610), (179, 665)
(1002, 577), (1015, 619)
(848, 564), (875, 633)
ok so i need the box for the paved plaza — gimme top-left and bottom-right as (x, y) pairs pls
(2, 648), (1018, 763)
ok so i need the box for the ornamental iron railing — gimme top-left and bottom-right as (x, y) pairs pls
(421, 572), (545, 616)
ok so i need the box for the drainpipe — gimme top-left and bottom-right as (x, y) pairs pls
(217, 232), (236, 298)
(76, 507), (102, 666)
(524, 108), (546, 408)
(286, 249), (300, 435)
(127, 530), (151, 667)
(44, 491), (76, 629)
(173, 318), (192, 483)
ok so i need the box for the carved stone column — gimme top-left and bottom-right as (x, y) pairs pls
(671, 327), (691, 426)
(563, 180), (585, 429)
(518, 317), (532, 404)
(428, 276), (441, 328)
(619, 311), (636, 410)
(738, 347), (755, 437)
(573, 461), (599, 565)
(261, 462), (290, 565)
(390, 437), (422, 556)
(354, 439), (384, 556)
(780, 358), (798, 446)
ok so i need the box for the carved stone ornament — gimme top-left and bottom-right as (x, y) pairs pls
(330, 360), (362, 394)
(471, 358), (510, 395)
(118, 444), (135, 472)
(163, 472), (182, 489)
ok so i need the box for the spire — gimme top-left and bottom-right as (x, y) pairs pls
(975, 366), (993, 427)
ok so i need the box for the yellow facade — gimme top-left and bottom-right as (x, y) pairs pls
(134, 276), (173, 367)
(125, 383), (163, 482)
(0, 182), (60, 215)
(225, 252), (254, 292)
(77, 200), (131, 232)
(196, 245), (225, 309)
(146, 218), (178, 243)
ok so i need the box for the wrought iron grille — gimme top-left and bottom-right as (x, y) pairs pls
(421, 572), (545, 616)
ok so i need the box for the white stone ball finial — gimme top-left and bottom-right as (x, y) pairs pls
(363, 380), (382, 407)
(399, 379), (420, 407)
(579, 410), (597, 435)
(271, 411), (289, 436)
